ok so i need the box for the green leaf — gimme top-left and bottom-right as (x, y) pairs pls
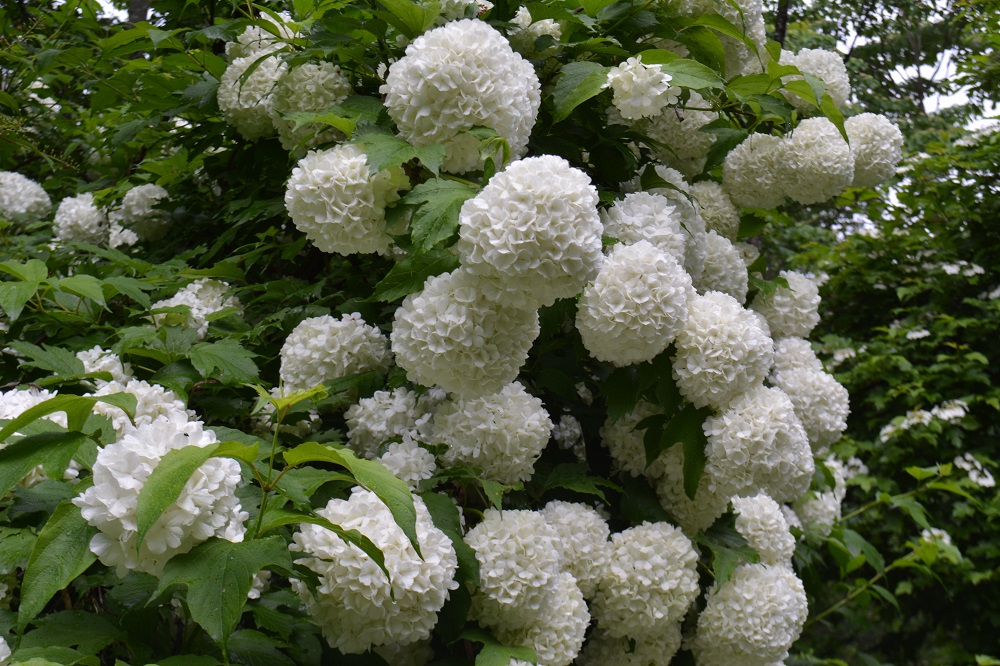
(4, 341), (85, 377)
(842, 527), (886, 574)
(135, 441), (259, 550)
(188, 339), (259, 384)
(905, 465), (938, 481)
(602, 366), (642, 424)
(0, 431), (88, 499)
(890, 495), (932, 530)
(420, 491), (479, 585)
(462, 628), (537, 666)
(0, 393), (137, 445)
(542, 463), (621, 501)
(18, 502), (98, 633)
(660, 58), (725, 90)
(55, 275), (107, 307)
(368, 248), (460, 302)
(664, 404), (712, 500)
(551, 61), (611, 123)
(0, 527), (37, 572)
(0, 258), (48, 283)
(283, 442), (421, 557)
(688, 11), (757, 47)
(355, 132), (419, 172)
(374, 0), (440, 38)
(699, 513), (759, 583)
(255, 506), (388, 581)
(819, 92), (849, 142)
(783, 79), (822, 107)
(0, 258), (46, 321)
(155, 537), (294, 652)
(405, 179), (477, 251)
(726, 73), (772, 99)
(18, 610), (124, 654)
(228, 629), (297, 666)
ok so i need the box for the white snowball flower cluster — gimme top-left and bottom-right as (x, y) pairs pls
(344, 387), (440, 459)
(599, 192), (687, 263)
(434, 381), (552, 483)
(73, 416), (248, 577)
(217, 55), (288, 140)
(577, 240), (693, 366)
(591, 521), (699, 640)
(508, 6), (561, 56)
(599, 400), (663, 478)
(780, 117), (854, 205)
(378, 437), (438, 489)
(751, 270), (822, 338)
(845, 113), (905, 188)
(467, 509), (563, 629)
(77, 345), (133, 387)
(540, 501), (611, 598)
(0, 387), (70, 486)
(692, 230), (749, 302)
(152, 278), (241, 339)
(381, 20), (541, 173)
(792, 457), (847, 537)
(692, 180), (741, 240)
(654, 443), (730, 532)
(289, 488), (459, 653)
(91, 379), (195, 437)
(781, 48), (851, 110)
(456, 155), (604, 307)
(672, 291), (774, 410)
(627, 91), (718, 176)
(279, 313), (391, 392)
(0, 171), (51, 221)
(731, 493), (796, 566)
(771, 366), (850, 452)
(225, 18), (296, 61)
(723, 133), (786, 209)
(770, 336), (824, 378)
(693, 563), (808, 666)
(271, 62), (353, 155)
(719, 0), (768, 76)
(53, 192), (107, 244)
(285, 143), (409, 255)
(703, 385), (814, 503)
(605, 57), (679, 120)
(391, 268), (539, 397)
(112, 183), (170, 241)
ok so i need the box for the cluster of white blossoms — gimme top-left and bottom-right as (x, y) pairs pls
(781, 47), (852, 110)
(781, 117), (855, 205)
(722, 133), (788, 209)
(605, 57), (679, 120)
(434, 382), (552, 484)
(622, 90), (719, 177)
(390, 268), (539, 397)
(109, 183), (171, 242)
(731, 493), (797, 566)
(751, 270), (822, 338)
(344, 387), (441, 460)
(92, 378), (195, 437)
(576, 240), (692, 366)
(540, 501), (611, 598)
(0, 171), (51, 221)
(73, 416), (247, 577)
(0, 387), (70, 486)
(53, 192), (107, 244)
(954, 452), (996, 488)
(691, 180), (741, 240)
(693, 563), (809, 665)
(846, 113), (906, 187)
(217, 20), (293, 140)
(271, 61), (353, 155)
(771, 364), (850, 453)
(507, 6), (561, 56)
(77, 345), (133, 387)
(456, 155), (603, 307)
(877, 399), (968, 442)
(284, 143), (409, 256)
(279, 313), (391, 392)
(600, 191), (687, 262)
(792, 457), (847, 537)
(600, 400), (664, 478)
(693, 230), (749, 302)
(151, 278), (241, 339)
(381, 20), (540, 173)
(289, 488), (458, 653)
(377, 437), (438, 489)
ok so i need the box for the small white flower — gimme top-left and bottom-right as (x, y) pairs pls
(604, 57), (679, 120)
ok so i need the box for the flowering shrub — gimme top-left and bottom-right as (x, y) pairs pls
(0, 0), (934, 664)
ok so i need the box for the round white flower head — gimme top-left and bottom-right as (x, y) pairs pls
(600, 400), (664, 478)
(692, 180), (741, 240)
(226, 16), (296, 61)
(114, 183), (170, 241)
(846, 113), (904, 188)
(578, 625), (682, 666)
(0, 171), (51, 221)
(217, 54), (287, 141)
(77, 345), (133, 387)
(456, 155), (603, 307)
(0, 387), (67, 428)
(433, 381), (552, 484)
(552, 413), (585, 462)
(720, 0), (768, 77)
(53, 192), (107, 244)
(108, 223), (139, 249)
(731, 493), (796, 566)
(289, 488), (459, 653)
(779, 117), (854, 205)
(591, 521), (700, 640)
(605, 57), (679, 120)
(692, 230), (749, 303)
(72, 416), (247, 577)
(279, 313), (391, 393)
(390, 268), (539, 397)
(381, 20), (541, 173)
(751, 270), (821, 338)
(736, 241), (760, 268)
(91, 378), (195, 437)
(770, 336), (824, 379)
(793, 457), (846, 537)
(577, 240), (693, 366)
(672, 291), (774, 410)
(151, 278), (242, 340)
(345, 387), (439, 459)
(508, 6), (562, 57)
(378, 436), (437, 489)
(271, 62), (353, 156)
(540, 501), (611, 598)
(781, 48), (851, 110)
(629, 91), (718, 177)
(771, 366), (850, 453)
(703, 385), (814, 503)
(491, 572), (589, 666)
(467, 508), (563, 630)
(693, 563), (808, 666)
(599, 191), (688, 264)
(285, 143), (408, 256)
(653, 443), (730, 532)
(723, 133), (786, 209)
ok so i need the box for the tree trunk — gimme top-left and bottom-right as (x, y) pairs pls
(128, 0), (150, 24)
(774, 0), (790, 47)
